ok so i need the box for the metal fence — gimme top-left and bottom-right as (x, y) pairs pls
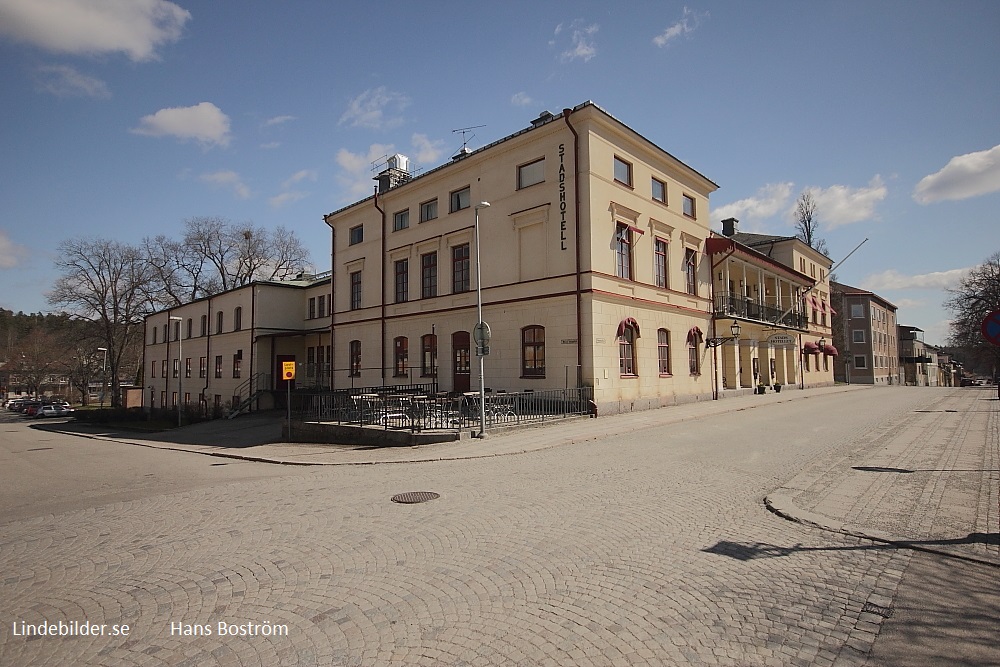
(713, 292), (807, 329)
(291, 386), (594, 432)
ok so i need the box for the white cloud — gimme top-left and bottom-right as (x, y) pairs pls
(131, 102), (231, 148)
(860, 267), (970, 292)
(913, 144), (1000, 204)
(511, 92), (534, 107)
(0, 0), (190, 62)
(34, 64), (110, 98)
(281, 169), (316, 189)
(555, 19), (598, 63)
(712, 182), (794, 230)
(653, 7), (709, 47)
(0, 229), (27, 269)
(199, 170), (251, 199)
(338, 87), (409, 130)
(411, 133), (444, 164)
(799, 176), (887, 229)
(893, 298), (924, 309)
(335, 143), (394, 199)
(263, 115), (296, 127)
(269, 191), (306, 209)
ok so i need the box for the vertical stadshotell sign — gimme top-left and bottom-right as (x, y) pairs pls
(559, 143), (568, 251)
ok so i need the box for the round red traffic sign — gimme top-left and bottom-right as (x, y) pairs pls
(982, 309), (1000, 347)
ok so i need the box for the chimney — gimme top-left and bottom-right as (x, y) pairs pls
(722, 218), (739, 237)
(375, 154), (411, 193)
(531, 110), (554, 127)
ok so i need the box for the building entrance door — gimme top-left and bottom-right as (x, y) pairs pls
(452, 331), (471, 393)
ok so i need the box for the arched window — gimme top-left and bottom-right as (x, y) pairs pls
(421, 334), (437, 377)
(200, 314), (207, 337)
(521, 326), (545, 378)
(619, 322), (638, 376)
(657, 329), (671, 375)
(185, 318), (193, 339)
(233, 307), (242, 331)
(349, 340), (362, 377)
(394, 336), (408, 377)
(216, 310), (223, 334)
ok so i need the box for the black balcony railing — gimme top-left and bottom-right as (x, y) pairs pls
(713, 293), (807, 330)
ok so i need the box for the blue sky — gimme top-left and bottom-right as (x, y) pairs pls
(1, 1), (998, 345)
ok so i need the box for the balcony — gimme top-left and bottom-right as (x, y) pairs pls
(713, 292), (807, 330)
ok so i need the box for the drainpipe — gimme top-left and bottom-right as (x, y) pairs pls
(329, 222), (336, 390)
(249, 285), (256, 410)
(562, 108), (583, 387)
(710, 247), (737, 401)
(142, 318), (148, 411)
(373, 186), (387, 385)
(203, 297), (212, 411)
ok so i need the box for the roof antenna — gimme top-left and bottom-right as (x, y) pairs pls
(452, 125), (485, 159)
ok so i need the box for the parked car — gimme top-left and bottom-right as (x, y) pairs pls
(22, 402), (42, 416)
(35, 404), (72, 418)
(960, 378), (975, 387)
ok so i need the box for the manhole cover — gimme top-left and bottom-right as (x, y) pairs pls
(391, 491), (440, 504)
(862, 601), (894, 618)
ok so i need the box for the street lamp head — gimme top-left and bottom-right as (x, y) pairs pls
(818, 337), (827, 351)
(475, 201), (491, 210)
(97, 347), (107, 352)
(730, 320), (741, 339)
(169, 315), (182, 321)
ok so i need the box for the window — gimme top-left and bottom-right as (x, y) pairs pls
(421, 334), (437, 377)
(853, 330), (866, 343)
(214, 355), (223, 378)
(161, 359), (167, 378)
(651, 178), (666, 203)
(233, 353), (242, 379)
(318, 295), (327, 318)
(615, 224), (632, 280)
(450, 186), (470, 213)
(854, 355), (867, 370)
(452, 243), (470, 293)
(657, 329), (672, 375)
(185, 318), (192, 339)
(199, 357), (207, 378)
(654, 238), (669, 288)
(394, 259), (409, 303)
(308, 297), (316, 319)
(614, 156), (632, 186)
(420, 199), (438, 222)
(521, 326), (545, 378)
(318, 346), (326, 377)
(216, 311), (223, 334)
(421, 252), (437, 298)
(173, 320), (180, 341)
(233, 307), (242, 331)
(800, 258), (806, 273)
(688, 339), (700, 375)
(349, 340), (362, 377)
(683, 194), (696, 218)
(850, 303), (864, 318)
(394, 336), (408, 377)
(350, 271), (362, 310)
(518, 158), (545, 189)
(349, 225), (363, 245)
(151, 360), (156, 378)
(200, 315), (207, 337)
(684, 248), (698, 296)
(393, 209), (409, 231)
(823, 355), (829, 372)
(619, 323), (638, 376)
(152, 327), (157, 344)
(185, 358), (191, 379)
(306, 346), (316, 377)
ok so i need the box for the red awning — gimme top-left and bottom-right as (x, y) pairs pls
(828, 303), (837, 315)
(802, 341), (820, 355)
(823, 344), (839, 356)
(628, 225), (645, 237)
(616, 317), (641, 339)
(809, 296), (820, 310)
(687, 326), (704, 344)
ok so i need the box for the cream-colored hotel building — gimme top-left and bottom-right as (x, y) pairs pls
(145, 102), (834, 415)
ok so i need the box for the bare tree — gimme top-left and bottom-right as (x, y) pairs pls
(945, 251), (1000, 377)
(143, 233), (221, 307)
(180, 217), (309, 294)
(794, 192), (829, 256)
(48, 238), (153, 408)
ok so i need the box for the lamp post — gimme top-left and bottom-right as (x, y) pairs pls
(169, 316), (183, 427)
(705, 320), (742, 348)
(96, 347), (108, 408)
(473, 201), (491, 438)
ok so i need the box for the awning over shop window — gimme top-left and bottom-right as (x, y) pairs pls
(822, 344), (839, 356)
(687, 326), (704, 344)
(616, 317), (640, 339)
(803, 341), (820, 355)
(828, 303), (837, 315)
(808, 296), (820, 310)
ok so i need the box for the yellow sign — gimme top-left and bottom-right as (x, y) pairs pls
(282, 361), (296, 380)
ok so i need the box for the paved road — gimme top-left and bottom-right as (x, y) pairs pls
(0, 386), (996, 666)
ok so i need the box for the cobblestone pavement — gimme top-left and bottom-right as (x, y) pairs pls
(1, 386), (996, 666)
